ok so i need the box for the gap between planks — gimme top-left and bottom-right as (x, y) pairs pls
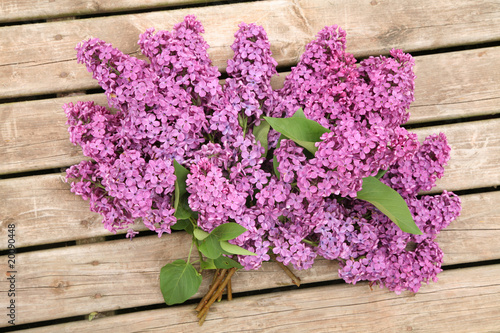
(1, 0), (500, 98)
(2, 117), (500, 200)
(0, 189), (499, 325)
(1, 173), (500, 251)
(0, 0), (223, 23)
(12, 264), (500, 332)
(1, 46), (499, 175)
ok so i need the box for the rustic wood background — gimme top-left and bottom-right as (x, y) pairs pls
(1, 0), (499, 332)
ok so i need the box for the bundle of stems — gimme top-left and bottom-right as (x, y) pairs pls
(195, 268), (236, 326)
(194, 256), (303, 325)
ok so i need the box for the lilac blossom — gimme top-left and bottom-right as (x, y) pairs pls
(65, 16), (461, 294)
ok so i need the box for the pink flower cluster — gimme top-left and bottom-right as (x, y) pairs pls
(65, 16), (461, 294)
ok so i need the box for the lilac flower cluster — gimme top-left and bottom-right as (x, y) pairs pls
(65, 16), (461, 294)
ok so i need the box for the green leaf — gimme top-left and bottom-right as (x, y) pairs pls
(374, 168), (389, 180)
(184, 221), (194, 236)
(171, 219), (190, 231)
(292, 108), (307, 119)
(238, 113), (248, 134)
(270, 109), (308, 178)
(173, 160), (192, 219)
(199, 234), (223, 259)
(88, 312), (98, 322)
(273, 135), (284, 178)
(160, 259), (202, 305)
(263, 110), (330, 154)
(219, 241), (257, 256)
(200, 258), (217, 270)
(253, 120), (271, 156)
(174, 193), (193, 220)
(219, 248), (234, 256)
(214, 256), (244, 269)
(193, 228), (210, 241)
(356, 177), (422, 235)
(290, 139), (318, 154)
(211, 223), (247, 241)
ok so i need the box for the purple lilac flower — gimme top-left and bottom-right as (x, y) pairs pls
(271, 25), (354, 122)
(383, 132), (451, 198)
(65, 16), (462, 294)
(186, 157), (248, 232)
(64, 101), (121, 164)
(210, 22), (278, 145)
(337, 190), (461, 293)
(314, 198), (378, 261)
(268, 24), (420, 199)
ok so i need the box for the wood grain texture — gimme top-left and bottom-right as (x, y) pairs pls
(2, 137), (500, 248)
(1, 0), (499, 98)
(436, 191), (500, 265)
(0, 0), (219, 23)
(0, 233), (340, 326)
(1, 0), (499, 331)
(15, 264), (500, 332)
(0, 94), (106, 175)
(409, 46), (500, 124)
(2, 164), (500, 254)
(0, 0), (312, 98)
(3, 115), (499, 193)
(2, 47), (500, 175)
(0, 173), (148, 249)
(1, 189), (499, 325)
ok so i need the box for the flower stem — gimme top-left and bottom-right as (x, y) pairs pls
(301, 238), (318, 247)
(269, 252), (301, 287)
(197, 268), (236, 321)
(197, 249), (204, 273)
(187, 239), (195, 264)
(198, 311), (208, 326)
(194, 269), (227, 312)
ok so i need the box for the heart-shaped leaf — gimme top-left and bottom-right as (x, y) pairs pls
(194, 228), (210, 241)
(200, 258), (217, 270)
(253, 120), (271, 156)
(273, 135), (284, 178)
(160, 259), (202, 305)
(374, 168), (389, 180)
(171, 219), (190, 231)
(174, 193), (193, 220)
(173, 160), (192, 219)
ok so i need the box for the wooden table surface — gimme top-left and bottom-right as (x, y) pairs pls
(1, 1), (499, 332)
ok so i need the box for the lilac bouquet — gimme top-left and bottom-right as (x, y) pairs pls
(64, 16), (461, 319)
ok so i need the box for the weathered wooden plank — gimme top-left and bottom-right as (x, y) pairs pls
(1, 0), (499, 98)
(3, 116), (499, 196)
(413, 119), (500, 193)
(437, 191), (500, 265)
(2, 163), (499, 254)
(0, 0), (311, 98)
(0, 0), (220, 23)
(409, 47), (500, 124)
(0, 94), (105, 175)
(0, 174), (148, 249)
(0, 233), (339, 326)
(14, 264), (500, 332)
(1, 154), (500, 250)
(1, 189), (499, 325)
(2, 47), (500, 175)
